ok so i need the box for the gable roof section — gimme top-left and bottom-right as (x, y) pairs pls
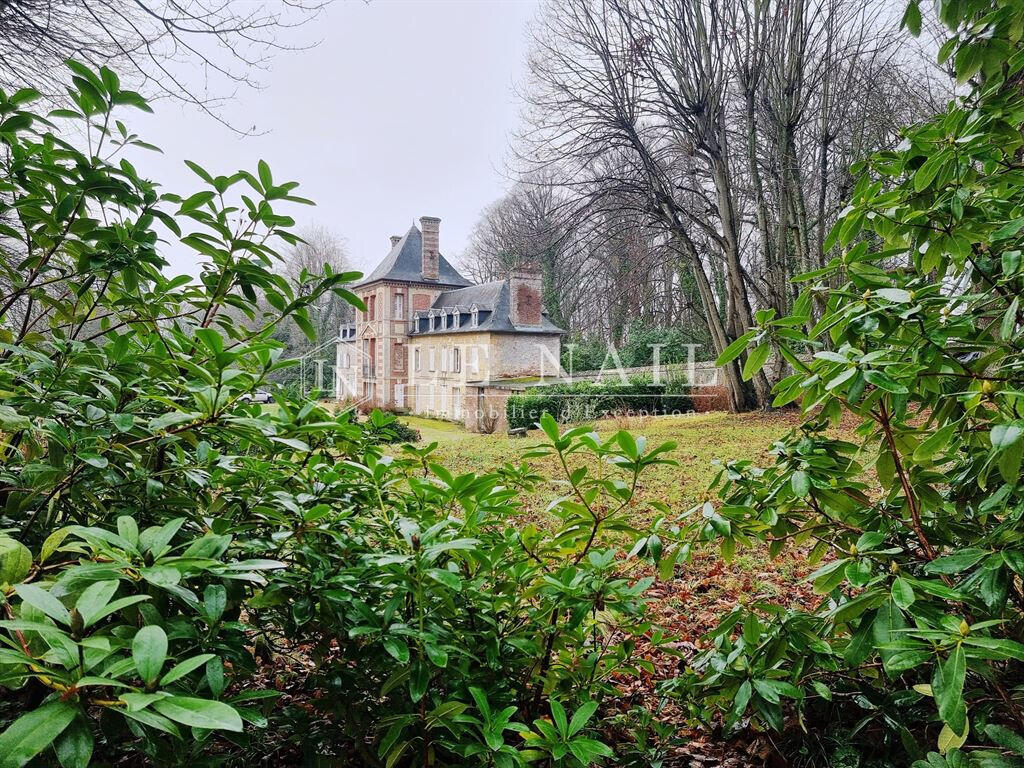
(354, 225), (471, 288)
(432, 280), (505, 310)
(413, 279), (563, 335)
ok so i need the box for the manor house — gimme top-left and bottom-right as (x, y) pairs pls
(335, 216), (564, 429)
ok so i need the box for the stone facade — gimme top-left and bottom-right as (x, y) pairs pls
(489, 334), (561, 379)
(406, 331), (561, 422)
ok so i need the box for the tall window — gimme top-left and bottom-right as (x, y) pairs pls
(428, 347), (436, 372)
(394, 293), (404, 320)
(452, 347), (461, 373)
(367, 295), (376, 321)
(414, 347), (421, 371)
(362, 339), (374, 378)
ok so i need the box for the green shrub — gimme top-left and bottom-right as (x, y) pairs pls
(506, 375), (692, 431)
(661, 1), (1024, 763)
(0, 64), (672, 767)
(0, 522), (275, 767)
(361, 410), (421, 444)
(253, 415), (678, 766)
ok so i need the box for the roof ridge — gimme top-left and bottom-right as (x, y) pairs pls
(353, 222), (471, 288)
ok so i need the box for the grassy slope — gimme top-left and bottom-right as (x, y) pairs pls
(401, 411), (804, 520)
(401, 410), (824, 657)
(379, 412), (831, 764)
(398, 411), (822, 610)
(399, 412), (829, 763)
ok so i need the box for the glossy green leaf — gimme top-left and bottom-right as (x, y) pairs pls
(0, 701), (77, 768)
(133, 625), (168, 686)
(151, 696), (243, 732)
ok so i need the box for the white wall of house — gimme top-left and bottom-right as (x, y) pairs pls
(491, 334), (561, 379)
(405, 332), (561, 422)
(335, 340), (359, 401)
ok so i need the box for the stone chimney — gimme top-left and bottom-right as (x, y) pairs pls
(509, 263), (543, 326)
(420, 216), (440, 281)
(389, 235), (401, 248)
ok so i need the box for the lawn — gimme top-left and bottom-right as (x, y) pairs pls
(398, 409), (824, 615)
(400, 410), (805, 520)
(398, 411), (826, 764)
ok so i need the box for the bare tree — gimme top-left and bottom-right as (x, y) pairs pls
(517, 0), (757, 408)
(513, 0), (946, 410)
(278, 223), (353, 353)
(0, 0), (328, 126)
(462, 176), (575, 328)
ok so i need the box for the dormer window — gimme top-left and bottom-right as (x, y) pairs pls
(441, 310), (448, 330)
(470, 305), (479, 328)
(429, 312), (436, 332)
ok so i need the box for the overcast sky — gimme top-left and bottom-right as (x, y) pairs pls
(131, 0), (540, 278)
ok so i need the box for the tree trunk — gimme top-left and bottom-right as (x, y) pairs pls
(709, 138), (771, 409)
(671, 233), (745, 413)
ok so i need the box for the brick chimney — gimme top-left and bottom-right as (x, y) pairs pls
(420, 216), (440, 281)
(509, 264), (543, 326)
(389, 235), (401, 248)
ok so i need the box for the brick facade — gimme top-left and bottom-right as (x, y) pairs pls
(514, 283), (542, 325)
(420, 217), (440, 281)
(344, 282), (447, 411)
(509, 266), (543, 326)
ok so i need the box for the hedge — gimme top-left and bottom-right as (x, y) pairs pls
(506, 375), (692, 431)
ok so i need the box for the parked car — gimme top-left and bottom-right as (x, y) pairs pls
(240, 389), (273, 404)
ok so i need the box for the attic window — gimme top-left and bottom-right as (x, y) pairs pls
(470, 305), (479, 328)
(429, 312), (436, 332)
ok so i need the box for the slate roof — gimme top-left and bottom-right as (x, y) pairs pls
(410, 279), (564, 336)
(354, 224), (471, 288)
(432, 281), (505, 310)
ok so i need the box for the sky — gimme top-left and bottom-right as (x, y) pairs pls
(130, 0), (540, 278)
